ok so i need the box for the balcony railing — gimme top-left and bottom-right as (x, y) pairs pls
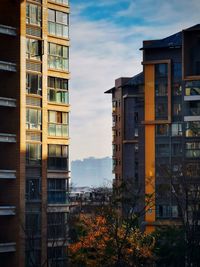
(0, 97), (16, 107)
(0, 170), (16, 179)
(0, 24), (16, 36)
(0, 206), (16, 216)
(0, 61), (16, 72)
(0, 242), (16, 253)
(0, 133), (16, 143)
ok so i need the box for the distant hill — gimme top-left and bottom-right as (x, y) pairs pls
(71, 157), (113, 187)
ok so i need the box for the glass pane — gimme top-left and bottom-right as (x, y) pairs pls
(48, 9), (55, 22)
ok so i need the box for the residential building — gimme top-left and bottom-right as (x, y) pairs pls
(106, 24), (200, 232)
(105, 74), (144, 217)
(0, 0), (70, 266)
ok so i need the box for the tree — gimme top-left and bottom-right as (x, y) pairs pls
(68, 210), (155, 267)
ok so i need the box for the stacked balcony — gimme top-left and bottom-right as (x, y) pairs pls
(0, 133), (16, 143)
(0, 97), (16, 108)
(0, 206), (15, 216)
(0, 24), (16, 37)
(0, 242), (16, 253)
(0, 61), (16, 72)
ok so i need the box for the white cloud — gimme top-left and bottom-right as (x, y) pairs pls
(70, 0), (200, 161)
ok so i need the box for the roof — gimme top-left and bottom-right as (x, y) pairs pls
(104, 72), (143, 94)
(141, 24), (200, 50)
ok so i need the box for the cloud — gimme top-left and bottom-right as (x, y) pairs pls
(70, 0), (200, 161)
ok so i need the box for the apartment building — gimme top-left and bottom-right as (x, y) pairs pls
(105, 74), (144, 217)
(0, 0), (70, 266)
(106, 24), (200, 232)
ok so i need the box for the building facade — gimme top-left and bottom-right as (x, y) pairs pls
(105, 74), (144, 217)
(0, 0), (70, 266)
(106, 25), (200, 232)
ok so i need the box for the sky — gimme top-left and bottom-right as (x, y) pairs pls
(70, 0), (200, 161)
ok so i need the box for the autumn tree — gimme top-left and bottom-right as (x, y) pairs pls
(68, 209), (155, 267)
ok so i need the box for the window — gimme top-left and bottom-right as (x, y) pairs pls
(186, 101), (200, 116)
(173, 103), (182, 116)
(156, 124), (169, 136)
(26, 73), (42, 95)
(48, 43), (69, 71)
(26, 108), (42, 130)
(186, 121), (200, 137)
(26, 213), (41, 235)
(172, 143), (182, 156)
(172, 123), (182, 136)
(26, 3), (41, 26)
(185, 142), (200, 158)
(26, 143), (41, 165)
(26, 178), (41, 201)
(26, 38), (42, 61)
(155, 80), (168, 96)
(50, 0), (68, 5)
(173, 62), (182, 81)
(48, 111), (68, 137)
(48, 145), (68, 170)
(186, 163), (200, 177)
(173, 83), (182, 96)
(156, 144), (170, 157)
(185, 81), (200, 96)
(48, 9), (69, 38)
(48, 77), (69, 104)
(155, 102), (168, 119)
(48, 179), (67, 204)
(48, 247), (67, 267)
(156, 205), (178, 218)
(48, 212), (67, 239)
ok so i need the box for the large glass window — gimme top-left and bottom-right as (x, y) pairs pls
(186, 101), (200, 116)
(26, 38), (42, 61)
(186, 163), (200, 177)
(48, 43), (69, 71)
(48, 145), (68, 170)
(172, 123), (182, 136)
(26, 73), (42, 95)
(26, 178), (41, 201)
(48, 212), (67, 239)
(26, 108), (42, 130)
(48, 179), (67, 204)
(48, 77), (69, 104)
(26, 213), (41, 235)
(48, 111), (69, 137)
(156, 205), (179, 218)
(156, 124), (169, 136)
(185, 142), (200, 158)
(48, 9), (69, 38)
(26, 3), (42, 26)
(156, 144), (170, 157)
(186, 121), (200, 137)
(26, 143), (41, 165)
(155, 64), (168, 120)
(48, 247), (67, 267)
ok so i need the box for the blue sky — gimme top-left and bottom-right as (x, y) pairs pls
(70, 0), (200, 161)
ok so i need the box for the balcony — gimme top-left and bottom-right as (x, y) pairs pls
(0, 170), (16, 179)
(0, 97), (16, 107)
(0, 242), (16, 253)
(0, 206), (16, 216)
(0, 61), (16, 72)
(0, 133), (16, 143)
(0, 24), (16, 36)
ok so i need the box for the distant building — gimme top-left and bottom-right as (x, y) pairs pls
(71, 157), (113, 187)
(106, 24), (200, 232)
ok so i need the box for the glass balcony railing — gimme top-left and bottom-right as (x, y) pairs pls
(0, 206), (16, 216)
(0, 97), (16, 107)
(0, 61), (16, 72)
(48, 192), (69, 204)
(0, 170), (16, 179)
(48, 157), (68, 171)
(48, 124), (69, 137)
(0, 243), (16, 253)
(0, 133), (16, 143)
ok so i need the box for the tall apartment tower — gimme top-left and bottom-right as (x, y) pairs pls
(142, 25), (200, 232)
(0, 1), (70, 267)
(105, 74), (144, 216)
(106, 24), (200, 233)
